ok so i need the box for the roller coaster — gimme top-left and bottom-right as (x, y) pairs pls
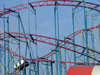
(0, 0), (100, 75)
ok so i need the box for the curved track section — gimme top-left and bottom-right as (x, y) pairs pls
(0, 45), (94, 65)
(41, 25), (100, 59)
(0, 26), (100, 62)
(0, 0), (100, 16)
(0, 25), (100, 74)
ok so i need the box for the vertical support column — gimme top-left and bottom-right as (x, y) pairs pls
(27, 1), (31, 75)
(35, 9), (38, 75)
(18, 14), (27, 75)
(23, 44), (27, 75)
(28, 3), (38, 74)
(51, 62), (53, 75)
(0, 35), (2, 74)
(99, 24), (100, 40)
(23, 67), (26, 75)
(54, 4), (58, 75)
(46, 60), (49, 75)
(92, 32), (94, 63)
(3, 4), (6, 75)
(72, 8), (76, 66)
(56, 0), (62, 75)
(92, 22), (95, 64)
(37, 62), (39, 75)
(82, 29), (85, 63)
(11, 54), (13, 72)
(51, 49), (53, 75)
(99, 24), (100, 64)
(18, 12), (21, 75)
(64, 36), (67, 74)
(7, 16), (10, 74)
(83, 0), (89, 65)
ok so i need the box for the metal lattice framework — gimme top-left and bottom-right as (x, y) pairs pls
(0, 0), (100, 75)
(0, 0), (100, 16)
(0, 25), (100, 62)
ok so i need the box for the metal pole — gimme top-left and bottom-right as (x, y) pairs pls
(18, 13), (27, 75)
(51, 49), (53, 75)
(98, 24), (100, 64)
(18, 12), (21, 75)
(64, 36), (67, 74)
(82, 29), (85, 63)
(24, 43), (27, 75)
(3, 4), (6, 75)
(37, 62), (39, 75)
(54, 5), (58, 75)
(99, 24), (100, 40)
(27, 4), (37, 74)
(7, 16), (10, 74)
(92, 22), (95, 64)
(0, 35), (2, 74)
(11, 53), (13, 73)
(99, 24), (100, 64)
(56, 0), (62, 75)
(46, 60), (49, 75)
(27, 0), (31, 74)
(72, 8), (76, 66)
(35, 9), (38, 75)
(84, 0), (89, 65)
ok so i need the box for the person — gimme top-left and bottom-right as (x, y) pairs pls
(14, 61), (19, 70)
(14, 63), (17, 68)
(21, 58), (24, 65)
(17, 60), (20, 67)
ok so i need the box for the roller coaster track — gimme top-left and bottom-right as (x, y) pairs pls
(0, 0), (100, 74)
(0, 45), (94, 65)
(0, 26), (100, 62)
(0, 0), (100, 16)
(0, 25), (100, 74)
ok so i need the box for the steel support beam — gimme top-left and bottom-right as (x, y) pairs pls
(46, 61), (49, 75)
(56, 0), (62, 75)
(72, 8), (76, 66)
(18, 11), (21, 75)
(27, 0), (31, 75)
(7, 16), (10, 74)
(3, 4), (6, 75)
(99, 24), (100, 64)
(0, 35), (2, 74)
(51, 49), (53, 75)
(28, 3), (38, 75)
(82, 29), (85, 63)
(84, 0), (89, 65)
(64, 36), (67, 74)
(54, 3), (58, 75)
